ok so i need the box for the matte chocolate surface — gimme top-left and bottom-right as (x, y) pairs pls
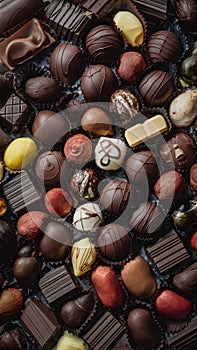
(167, 317), (197, 349)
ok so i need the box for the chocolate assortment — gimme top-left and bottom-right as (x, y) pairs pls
(0, 1), (197, 350)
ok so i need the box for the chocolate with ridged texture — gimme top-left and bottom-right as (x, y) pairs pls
(0, 220), (17, 263)
(82, 0), (120, 17)
(100, 180), (130, 216)
(3, 171), (42, 214)
(60, 293), (94, 328)
(21, 298), (61, 350)
(0, 74), (13, 107)
(81, 107), (114, 137)
(126, 151), (159, 188)
(110, 89), (140, 126)
(25, 76), (62, 103)
(167, 317), (197, 349)
(39, 221), (72, 260)
(81, 64), (118, 102)
(85, 25), (123, 63)
(130, 202), (165, 236)
(190, 164), (197, 191)
(147, 31), (182, 63)
(175, 0), (197, 32)
(0, 0), (45, 36)
(35, 151), (67, 187)
(1, 328), (27, 350)
(13, 256), (40, 288)
(132, 0), (168, 20)
(160, 133), (196, 171)
(0, 128), (11, 152)
(45, 0), (94, 44)
(127, 308), (162, 350)
(98, 223), (132, 261)
(139, 70), (174, 106)
(64, 134), (92, 164)
(0, 19), (55, 70)
(71, 168), (99, 200)
(173, 262), (197, 298)
(145, 231), (191, 274)
(112, 347), (133, 350)
(50, 43), (85, 86)
(39, 265), (78, 304)
(154, 170), (186, 202)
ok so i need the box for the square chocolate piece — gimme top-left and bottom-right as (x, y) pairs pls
(167, 318), (197, 350)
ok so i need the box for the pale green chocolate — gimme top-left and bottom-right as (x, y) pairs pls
(53, 331), (89, 350)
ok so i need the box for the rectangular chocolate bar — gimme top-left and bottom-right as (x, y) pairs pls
(0, 19), (55, 70)
(81, 0), (122, 17)
(82, 311), (127, 350)
(39, 265), (78, 304)
(132, 0), (168, 20)
(44, 0), (95, 44)
(3, 171), (42, 214)
(145, 231), (191, 274)
(21, 298), (61, 350)
(167, 318), (197, 349)
(0, 94), (32, 133)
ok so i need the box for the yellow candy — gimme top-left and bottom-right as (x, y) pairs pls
(113, 11), (144, 47)
(4, 138), (37, 170)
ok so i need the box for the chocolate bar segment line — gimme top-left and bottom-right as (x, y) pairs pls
(167, 318), (197, 349)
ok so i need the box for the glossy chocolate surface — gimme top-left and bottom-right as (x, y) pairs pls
(100, 180), (130, 215)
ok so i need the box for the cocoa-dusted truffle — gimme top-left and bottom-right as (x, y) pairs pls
(85, 24), (123, 63)
(50, 42), (85, 86)
(98, 223), (132, 261)
(45, 188), (73, 217)
(147, 30), (182, 63)
(175, 0), (197, 32)
(25, 76), (62, 103)
(139, 70), (174, 106)
(100, 180), (130, 215)
(81, 107), (114, 137)
(81, 64), (118, 102)
(17, 211), (49, 241)
(190, 164), (197, 191)
(160, 132), (196, 171)
(64, 134), (92, 164)
(110, 88), (140, 125)
(71, 168), (99, 200)
(154, 170), (186, 202)
(118, 51), (146, 83)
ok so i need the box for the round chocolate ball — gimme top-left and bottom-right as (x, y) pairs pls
(139, 70), (174, 106)
(25, 76), (62, 103)
(50, 42), (85, 86)
(100, 180), (130, 215)
(64, 134), (92, 164)
(147, 30), (182, 63)
(98, 223), (132, 261)
(35, 151), (67, 187)
(17, 211), (49, 241)
(13, 256), (40, 288)
(154, 170), (185, 202)
(85, 24), (123, 63)
(118, 51), (146, 83)
(18, 246), (32, 257)
(81, 64), (118, 102)
(81, 107), (114, 137)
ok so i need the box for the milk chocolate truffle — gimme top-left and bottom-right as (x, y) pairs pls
(127, 308), (161, 349)
(32, 110), (69, 146)
(81, 107), (114, 137)
(81, 64), (118, 102)
(25, 76), (62, 103)
(173, 262), (197, 298)
(64, 134), (92, 164)
(98, 223), (132, 261)
(154, 170), (185, 202)
(35, 151), (67, 187)
(130, 202), (165, 236)
(175, 0), (197, 32)
(113, 11), (144, 47)
(39, 221), (72, 260)
(95, 137), (127, 170)
(45, 188), (73, 217)
(100, 180), (130, 215)
(50, 42), (85, 86)
(73, 203), (103, 232)
(60, 293), (94, 328)
(71, 168), (99, 200)
(126, 151), (159, 188)
(110, 89), (140, 125)
(0, 220), (17, 262)
(13, 256), (40, 288)
(169, 90), (197, 128)
(190, 164), (197, 191)
(139, 70), (174, 106)
(85, 24), (123, 63)
(160, 133), (197, 171)
(118, 51), (146, 83)
(17, 211), (49, 241)
(0, 74), (13, 107)
(147, 30), (182, 63)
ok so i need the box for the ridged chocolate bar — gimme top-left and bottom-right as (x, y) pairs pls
(145, 231), (191, 274)
(132, 0), (168, 20)
(21, 298), (61, 350)
(39, 265), (78, 304)
(44, 0), (94, 44)
(167, 318), (197, 349)
(82, 311), (127, 350)
(82, 0), (121, 17)
(3, 171), (42, 214)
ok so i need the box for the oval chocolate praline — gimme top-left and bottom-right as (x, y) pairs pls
(100, 180), (130, 216)
(25, 76), (62, 103)
(173, 262), (197, 298)
(98, 223), (132, 261)
(13, 256), (40, 288)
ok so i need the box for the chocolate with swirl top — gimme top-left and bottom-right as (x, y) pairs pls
(95, 137), (127, 170)
(64, 134), (93, 164)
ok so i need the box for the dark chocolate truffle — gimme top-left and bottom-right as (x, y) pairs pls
(175, 0), (197, 32)
(35, 151), (67, 187)
(154, 170), (185, 202)
(118, 51), (146, 83)
(147, 30), (182, 63)
(100, 180), (130, 215)
(139, 70), (174, 106)
(130, 202), (165, 236)
(71, 168), (99, 200)
(0, 220), (17, 262)
(81, 107), (114, 136)
(13, 256), (40, 288)
(190, 164), (197, 191)
(60, 293), (94, 328)
(173, 262), (197, 298)
(81, 64), (118, 102)
(85, 24), (123, 63)
(0, 74), (13, 107)
(127, 308), (162, 349)
(50, 42), (85, 86)
(160, 133), (196, 171)
(32, 110), (69, 146)
(25, 76), (62, 103)
(98, 223), (132, 261)
(126, 151), (159, 188)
